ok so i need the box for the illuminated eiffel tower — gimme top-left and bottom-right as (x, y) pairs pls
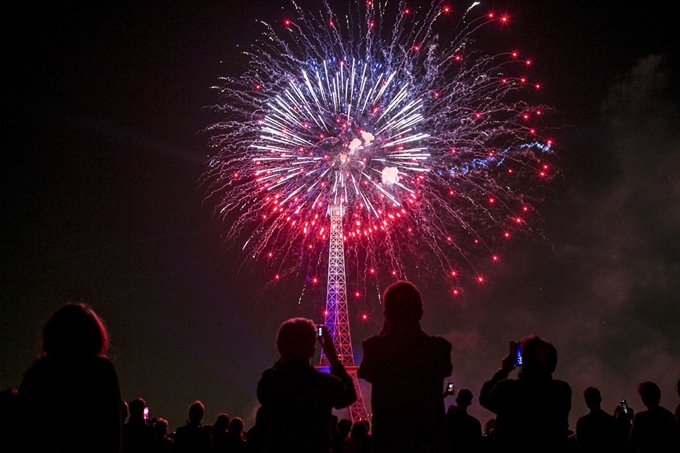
(317, 203), (368, 422)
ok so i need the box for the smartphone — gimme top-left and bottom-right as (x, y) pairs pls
(143, 406), (149, 420)
(446, 382), (454, 393)
(510, 341), (523, 367)
(317, 325), (324, 337)
(620, 399), (629, 414)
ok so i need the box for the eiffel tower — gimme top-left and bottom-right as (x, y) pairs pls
(317, 203), (368, 422)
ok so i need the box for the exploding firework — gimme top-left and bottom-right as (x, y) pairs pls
(203, 0), (555, 297)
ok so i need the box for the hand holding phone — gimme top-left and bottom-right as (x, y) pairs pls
(317, 325), (340, 365)
(510, 341), (522, 367)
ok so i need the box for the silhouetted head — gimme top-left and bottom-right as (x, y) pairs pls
(456, 388), (473, 408)
(228, 416), (244, 434)
(213, 413), (230, 431)
(520, 334), (557, 374)
(382, 280), (423, 323)
(637, 381), (661, 407)
(350, 419), (368, 438)
(583, 387), (602, 409)
(483, 418), (496, 437)
(188, 400), (205, 424)
(153, 418), (169, 435)
(128, 398), (146, 419)
(337, 418), (352, 438)
(41, 302), (109, 357)
(276, 317), (317, 364)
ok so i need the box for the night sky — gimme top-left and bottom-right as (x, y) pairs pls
(3, 0), (679, 432)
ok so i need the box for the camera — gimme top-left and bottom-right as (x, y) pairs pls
(510, 341), (523, 367)
(316, 325), (324, 337)
(620, 399), (629, 414)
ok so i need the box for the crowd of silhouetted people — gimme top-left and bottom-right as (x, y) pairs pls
(1, 281), (679, 452)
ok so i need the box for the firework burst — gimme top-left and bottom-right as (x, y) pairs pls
(203, 0), (555, 298)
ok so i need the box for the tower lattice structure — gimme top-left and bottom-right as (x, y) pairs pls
(317, 204), (368, 422)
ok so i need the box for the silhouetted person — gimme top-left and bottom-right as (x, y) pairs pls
(257, 317), (357, 452)
(223, 416), (247, 453)
(479, 334), (572, 453)
(480, 417), (497, 453)
(358, 280), (453, 453)
(172, 400), (212, 453)
(575, 386), (627, 452)
(211, 413), (231, 452)
(0, 387), (19, 452)
(17, 302), (123, 453)
(342, 419), (372, 453)
(628, 381), (679, 452)
(245, 408), (264, 453)
(153, 417), (174, 453)
(331, 418), (353, 453)
(614, 401), (635, 438)
(123, 397), (157, 453)
(446, 387), (482, 453)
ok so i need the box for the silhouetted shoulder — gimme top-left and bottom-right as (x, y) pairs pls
(21, 354), (119, 393)
(361, 334), (384, 349)
(430, 335), (453, 350)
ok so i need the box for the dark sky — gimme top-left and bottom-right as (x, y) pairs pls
(3, 0), (679, 432)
